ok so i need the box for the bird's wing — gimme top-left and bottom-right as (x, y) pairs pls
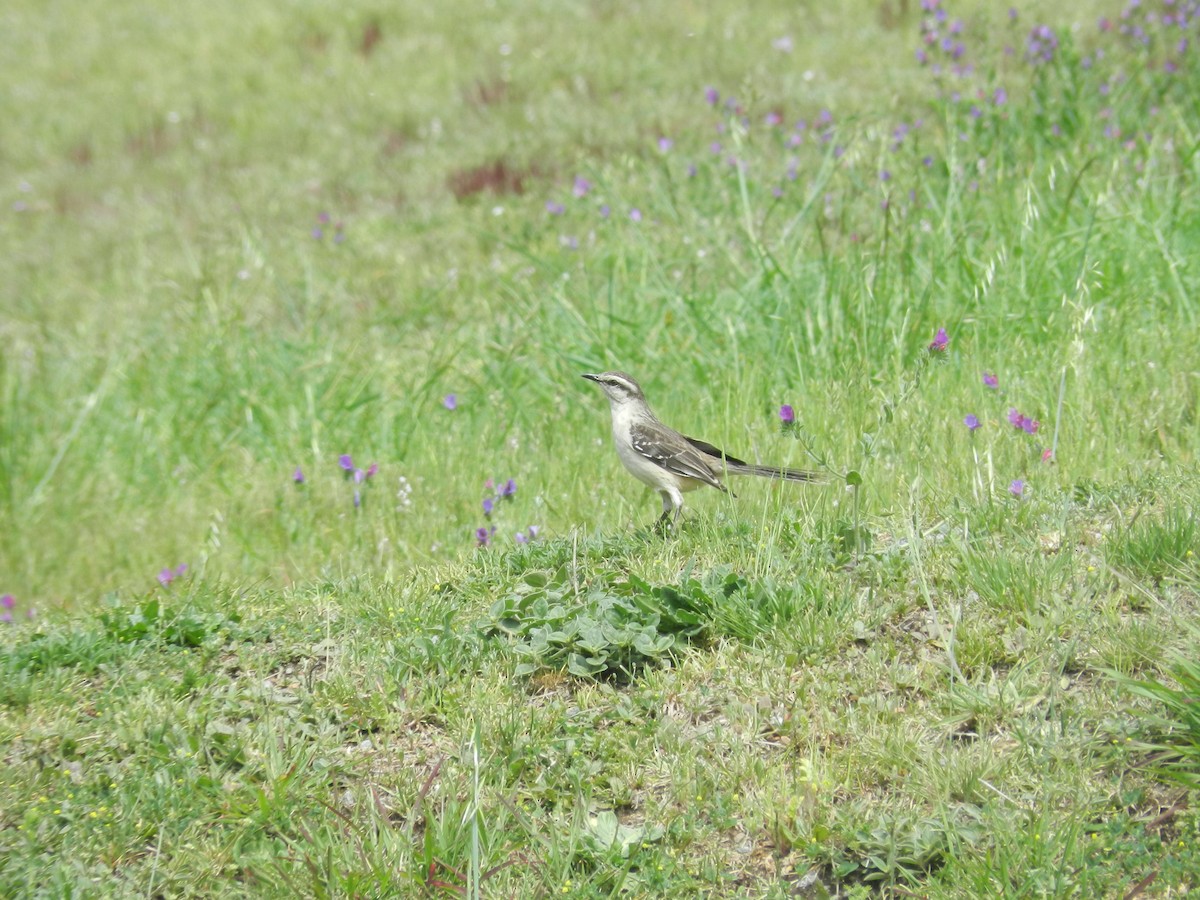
(683, 436), (750, 468)
(630, 422), (726, 490)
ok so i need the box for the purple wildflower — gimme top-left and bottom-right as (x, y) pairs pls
(779, 404), (796, 425)
(1, 595), (13, 611)
(339, 454), (354, 472)
(573, 176), (591, 198)
(443, 393), (457, 410)
(657, 137), (673, 152)
(704, 86), (719, 106)
(1026, 24), (1059, 63)
(500, 478), (517, 497)
(1009, 479), (1025, 498)
(964, 414), (981, 431)
(599, 204), (611, 219)
(158, 568), (174, 587)
(546, 200), (565, 216)
(483, 497), (494, 516)
(311, 227), (323, 240)
(515, 531), (528, 544)
(475, 526), (494, 547)
(366, 463), (378, 479)
(293, 466), (305, 484)
(1007, 409), (1040, 433)
(629, 208), (642, 222)
(318, 212), (331, 224)
(354, 468), (366, 484)
(929, 327), (949, 352)
(983, 372), (999, 389)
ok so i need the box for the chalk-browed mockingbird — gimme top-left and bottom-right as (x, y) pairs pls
(583, 371), (819, 528)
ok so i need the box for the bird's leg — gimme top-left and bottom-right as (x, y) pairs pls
(654, 491), (684, 534)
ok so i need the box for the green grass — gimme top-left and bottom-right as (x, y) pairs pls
(2, 0), (1200, 895)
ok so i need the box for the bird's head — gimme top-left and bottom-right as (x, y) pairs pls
(582, 371), (645, 405)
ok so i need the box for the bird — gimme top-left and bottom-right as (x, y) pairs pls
(582, 371), (820, 528)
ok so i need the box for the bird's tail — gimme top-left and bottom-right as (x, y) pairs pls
(728, 462), (824, 483)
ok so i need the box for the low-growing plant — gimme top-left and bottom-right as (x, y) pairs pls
(481, 570), (699, 679)
(99, 596), (242, 648)
(2, 624), (124, 678)
(1104, 504), (1198, 584)
(1114, 650), (1200, 790)
(481, 567), (786, 679)
(811, 807), (975, 888)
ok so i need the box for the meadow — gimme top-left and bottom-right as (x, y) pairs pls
(1, 0), (1199, 895)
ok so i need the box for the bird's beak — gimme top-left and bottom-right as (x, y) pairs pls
(581, 373), (600, 382)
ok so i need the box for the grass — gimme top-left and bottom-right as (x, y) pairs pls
(2, 0), (1200, 895)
